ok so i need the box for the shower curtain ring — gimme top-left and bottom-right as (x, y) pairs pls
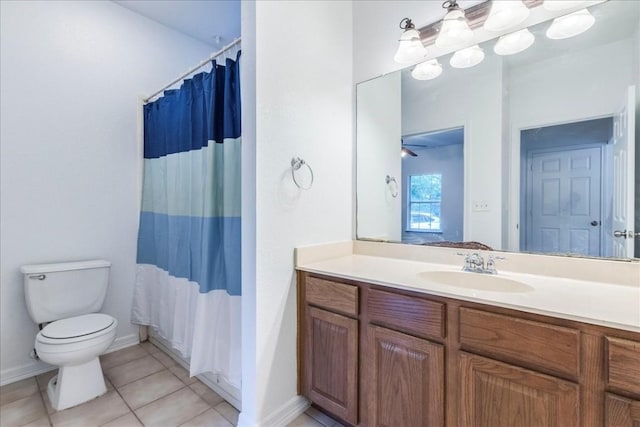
(291, 157), (314, 190)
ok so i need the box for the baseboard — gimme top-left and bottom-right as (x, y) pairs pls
(0, 360), (54, 387)
(103, 333), (140, 355)
(147, 335), (241, 409)
(256, 395), (310, 427)
(0, 333), (139, 386)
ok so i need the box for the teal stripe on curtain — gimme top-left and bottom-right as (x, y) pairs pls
(141, 138), (241, 218)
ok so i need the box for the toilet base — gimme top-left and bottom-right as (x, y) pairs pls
(47, 357), (107, 411)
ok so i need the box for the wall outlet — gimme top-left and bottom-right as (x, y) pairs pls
(473, 200), (490, 212)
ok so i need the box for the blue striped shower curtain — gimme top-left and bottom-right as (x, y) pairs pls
(132, 54), (241, 388)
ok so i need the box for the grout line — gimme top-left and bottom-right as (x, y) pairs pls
(35, 387), (53, 427)
(131, 384), (187, 412)
(177, 405), (226, 427)
(109, 378), (145, 427)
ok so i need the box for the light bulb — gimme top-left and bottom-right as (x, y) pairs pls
(436, 8), (474, 49)
(411, 59), (443, 80)
(394, 19), (427, 64)
(494, 28), (535, 55)
(546, 8), (595, 40)
(450, 45), (485, 68)
(484, 1), (530, 32)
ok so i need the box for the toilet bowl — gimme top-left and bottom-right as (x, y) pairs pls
(36, 313), (117, 411)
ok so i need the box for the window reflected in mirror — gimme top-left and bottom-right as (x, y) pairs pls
(402, 128), (463, 244)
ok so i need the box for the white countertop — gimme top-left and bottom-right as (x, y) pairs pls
(297, 253), (640, 333)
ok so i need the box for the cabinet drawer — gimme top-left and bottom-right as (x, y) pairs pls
(368, 289), (445, 340)
(459, 308), (580, 379)
(606, 337), (640, 395)
(306, 276), (358, 316)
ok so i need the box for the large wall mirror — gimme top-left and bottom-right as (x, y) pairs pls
(356, 0), (640, 260)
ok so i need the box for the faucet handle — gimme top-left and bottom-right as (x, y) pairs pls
(456, 252), (472, 269)
(486, 254), (506, 273)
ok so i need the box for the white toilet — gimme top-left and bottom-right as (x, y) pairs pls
(21, 260), (117, 411)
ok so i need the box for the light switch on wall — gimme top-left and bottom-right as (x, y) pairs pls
(472, 200), (490, 212)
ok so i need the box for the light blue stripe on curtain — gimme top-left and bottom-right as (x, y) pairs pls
(137, 212), (241, 295)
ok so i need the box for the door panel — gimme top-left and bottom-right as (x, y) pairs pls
(605, 394), (640, 427)
(527, 146), (602, 256)
(367, 325), (444, 427)
(305, 307), (358, 425)
(459, 352), (579, 427)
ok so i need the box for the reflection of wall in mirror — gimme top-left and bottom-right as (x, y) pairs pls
(402, 59), (504, 249)
(356, 72), (402, 241)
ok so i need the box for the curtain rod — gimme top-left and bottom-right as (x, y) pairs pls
(144, 37), (241, 104)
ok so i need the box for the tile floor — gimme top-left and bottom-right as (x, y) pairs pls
(0, 342), (340, 427)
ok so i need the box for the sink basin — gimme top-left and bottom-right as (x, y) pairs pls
(418, 271), (534, 293)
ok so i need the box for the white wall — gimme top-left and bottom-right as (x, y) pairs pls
(0, 0), (213, 384)
(239, 1), (353, 425)
(508, 39), (635, 130)
(356, 73), (402, 241)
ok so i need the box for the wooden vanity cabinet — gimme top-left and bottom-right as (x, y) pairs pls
(364, 287), (446, 427)
(297, 271), (640, 427)
(604, 337), (640, 427)
(300, 276), (359, 425)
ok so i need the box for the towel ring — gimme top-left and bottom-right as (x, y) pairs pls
(386, 175), (399, 198)
(291, 157), (314, 190)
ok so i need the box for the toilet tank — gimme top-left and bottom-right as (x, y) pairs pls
(21, 260), (111, 324)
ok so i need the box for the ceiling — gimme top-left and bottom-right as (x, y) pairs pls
(113, 0), (241, 48)
(404, 127), (465, 149)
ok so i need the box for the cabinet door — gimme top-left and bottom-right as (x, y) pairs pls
(606, 394), (640, 427)
(366, 325), (444, 427)
(459, 352), (579, 427)
(305, 306), (358, 425)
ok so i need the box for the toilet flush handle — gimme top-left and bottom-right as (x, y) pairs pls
(29, 274), (46, 280)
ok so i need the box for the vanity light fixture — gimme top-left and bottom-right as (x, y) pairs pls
(401, 147), (418, 157)
(435, 0), (474, 49)
(542, 0), (600, 12)
(394, 18), (428, 64)
(450, 45), (485, 68)
(546, 8), (595, 40)
(411, 59), (444, 80)
(483, 0), (530, 32)
(494, 28), (535, 55)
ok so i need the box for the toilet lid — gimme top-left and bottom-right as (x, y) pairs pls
(41, 313), (115, 339)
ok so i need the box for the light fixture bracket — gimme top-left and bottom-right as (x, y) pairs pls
(399, 17), (416, 30)
(442, 0), (463, 14)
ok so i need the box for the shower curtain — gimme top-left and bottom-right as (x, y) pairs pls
(132, 53), (241, 389)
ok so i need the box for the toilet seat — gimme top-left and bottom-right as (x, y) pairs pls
(37, 313), (116, 345)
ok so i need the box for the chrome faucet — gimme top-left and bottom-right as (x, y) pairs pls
(459, 252), (505, 274)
